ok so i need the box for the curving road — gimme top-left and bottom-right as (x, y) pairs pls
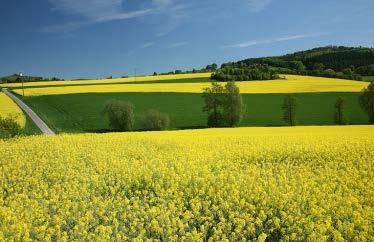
(2, 88), (55, 135)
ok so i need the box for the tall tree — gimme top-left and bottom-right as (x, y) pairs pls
(359, 82), (374, 123)
(282, 95), (297, 126)
(223, 81), (244, 127)
(334, 97), (348, 125)
(202, 82), (225, 127)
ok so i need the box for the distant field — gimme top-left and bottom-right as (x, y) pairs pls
(7, 78), (212, 90)
(23, 92), (368, 133)
(12, 75), (369, 96)
(0, 73), (212, 88)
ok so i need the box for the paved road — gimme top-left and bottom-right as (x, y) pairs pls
(2, 88), (55, 135)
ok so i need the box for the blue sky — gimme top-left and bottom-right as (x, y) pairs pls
(1, 0), (373, 79)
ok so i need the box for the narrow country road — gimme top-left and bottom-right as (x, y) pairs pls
(2, 88), (55, 135)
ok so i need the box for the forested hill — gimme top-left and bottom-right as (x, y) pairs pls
(221, 46), (374, 76)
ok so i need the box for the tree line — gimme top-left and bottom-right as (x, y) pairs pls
(211, 65), (279, 82)
(1, 74), (64, 83)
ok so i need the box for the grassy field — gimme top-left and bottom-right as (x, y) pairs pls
(23, 115), (41, 135)
(6, 74), (370, 133)
(1, 126), (373, 240)
(23, 92), (368, 133)
(12, 75), (369, 96)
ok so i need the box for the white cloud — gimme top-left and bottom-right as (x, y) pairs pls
(247, 0), (272, 12)
(49, 0), (123, 18)
(44, 0), (155, 32)
(153, 2), (190, 37)
(141, 42), (155, 48)
(224, 33), (328, 48)
(169, 42), (188, 48)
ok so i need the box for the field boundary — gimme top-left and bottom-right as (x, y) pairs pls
(2, 88), (55, 135)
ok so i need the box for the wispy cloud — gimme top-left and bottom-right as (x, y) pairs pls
(141, 42), (155, 48)
(44, 0), (156, 33)
(224, 33), (328, 48)
(169, 42), (189, 48)
(153, 2), (190, 37)
(247, 0), (272, 12)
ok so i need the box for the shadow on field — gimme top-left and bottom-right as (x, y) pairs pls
(84, 125), (209, 133)
(179, 125), (207, 130)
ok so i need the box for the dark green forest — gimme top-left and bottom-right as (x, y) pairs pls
(215, 46), (374, 81)
(211, 66), (279, 81)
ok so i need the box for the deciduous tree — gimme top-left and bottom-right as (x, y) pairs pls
(202, 82), (225, 127)
(282, 95), (297, 126)
(359, 82), (374, 123)
(223, 81), (244, 127)
(334, 97), (348, 125)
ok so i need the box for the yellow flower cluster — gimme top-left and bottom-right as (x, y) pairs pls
(0, 73), (212, 89)
(0, 92), (25, 127)
(11, 75), (368, 96)
(0, 126), (373, 241)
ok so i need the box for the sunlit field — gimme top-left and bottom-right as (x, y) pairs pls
(0, 73), (212, 89)
(0, 92), (25, 126)
(1, 126), (373, 241)
(11, 75), (368, 96)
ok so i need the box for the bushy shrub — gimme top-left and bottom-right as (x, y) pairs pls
(0, 115), (23, 139)
(141, 110), (170, 131)
(103, 100), (134, 131)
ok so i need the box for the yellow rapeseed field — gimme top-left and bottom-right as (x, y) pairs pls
(0, 92), (25, 126)
(0, 73), (212, 89)
(12, 75), (369, 96)
(0, 126), (373, 241)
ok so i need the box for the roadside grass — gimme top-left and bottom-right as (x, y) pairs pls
(23, 114), (41, 135)
(23, 92), (368, 133)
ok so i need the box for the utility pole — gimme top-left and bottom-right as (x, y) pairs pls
(20, 73), (24, 97)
